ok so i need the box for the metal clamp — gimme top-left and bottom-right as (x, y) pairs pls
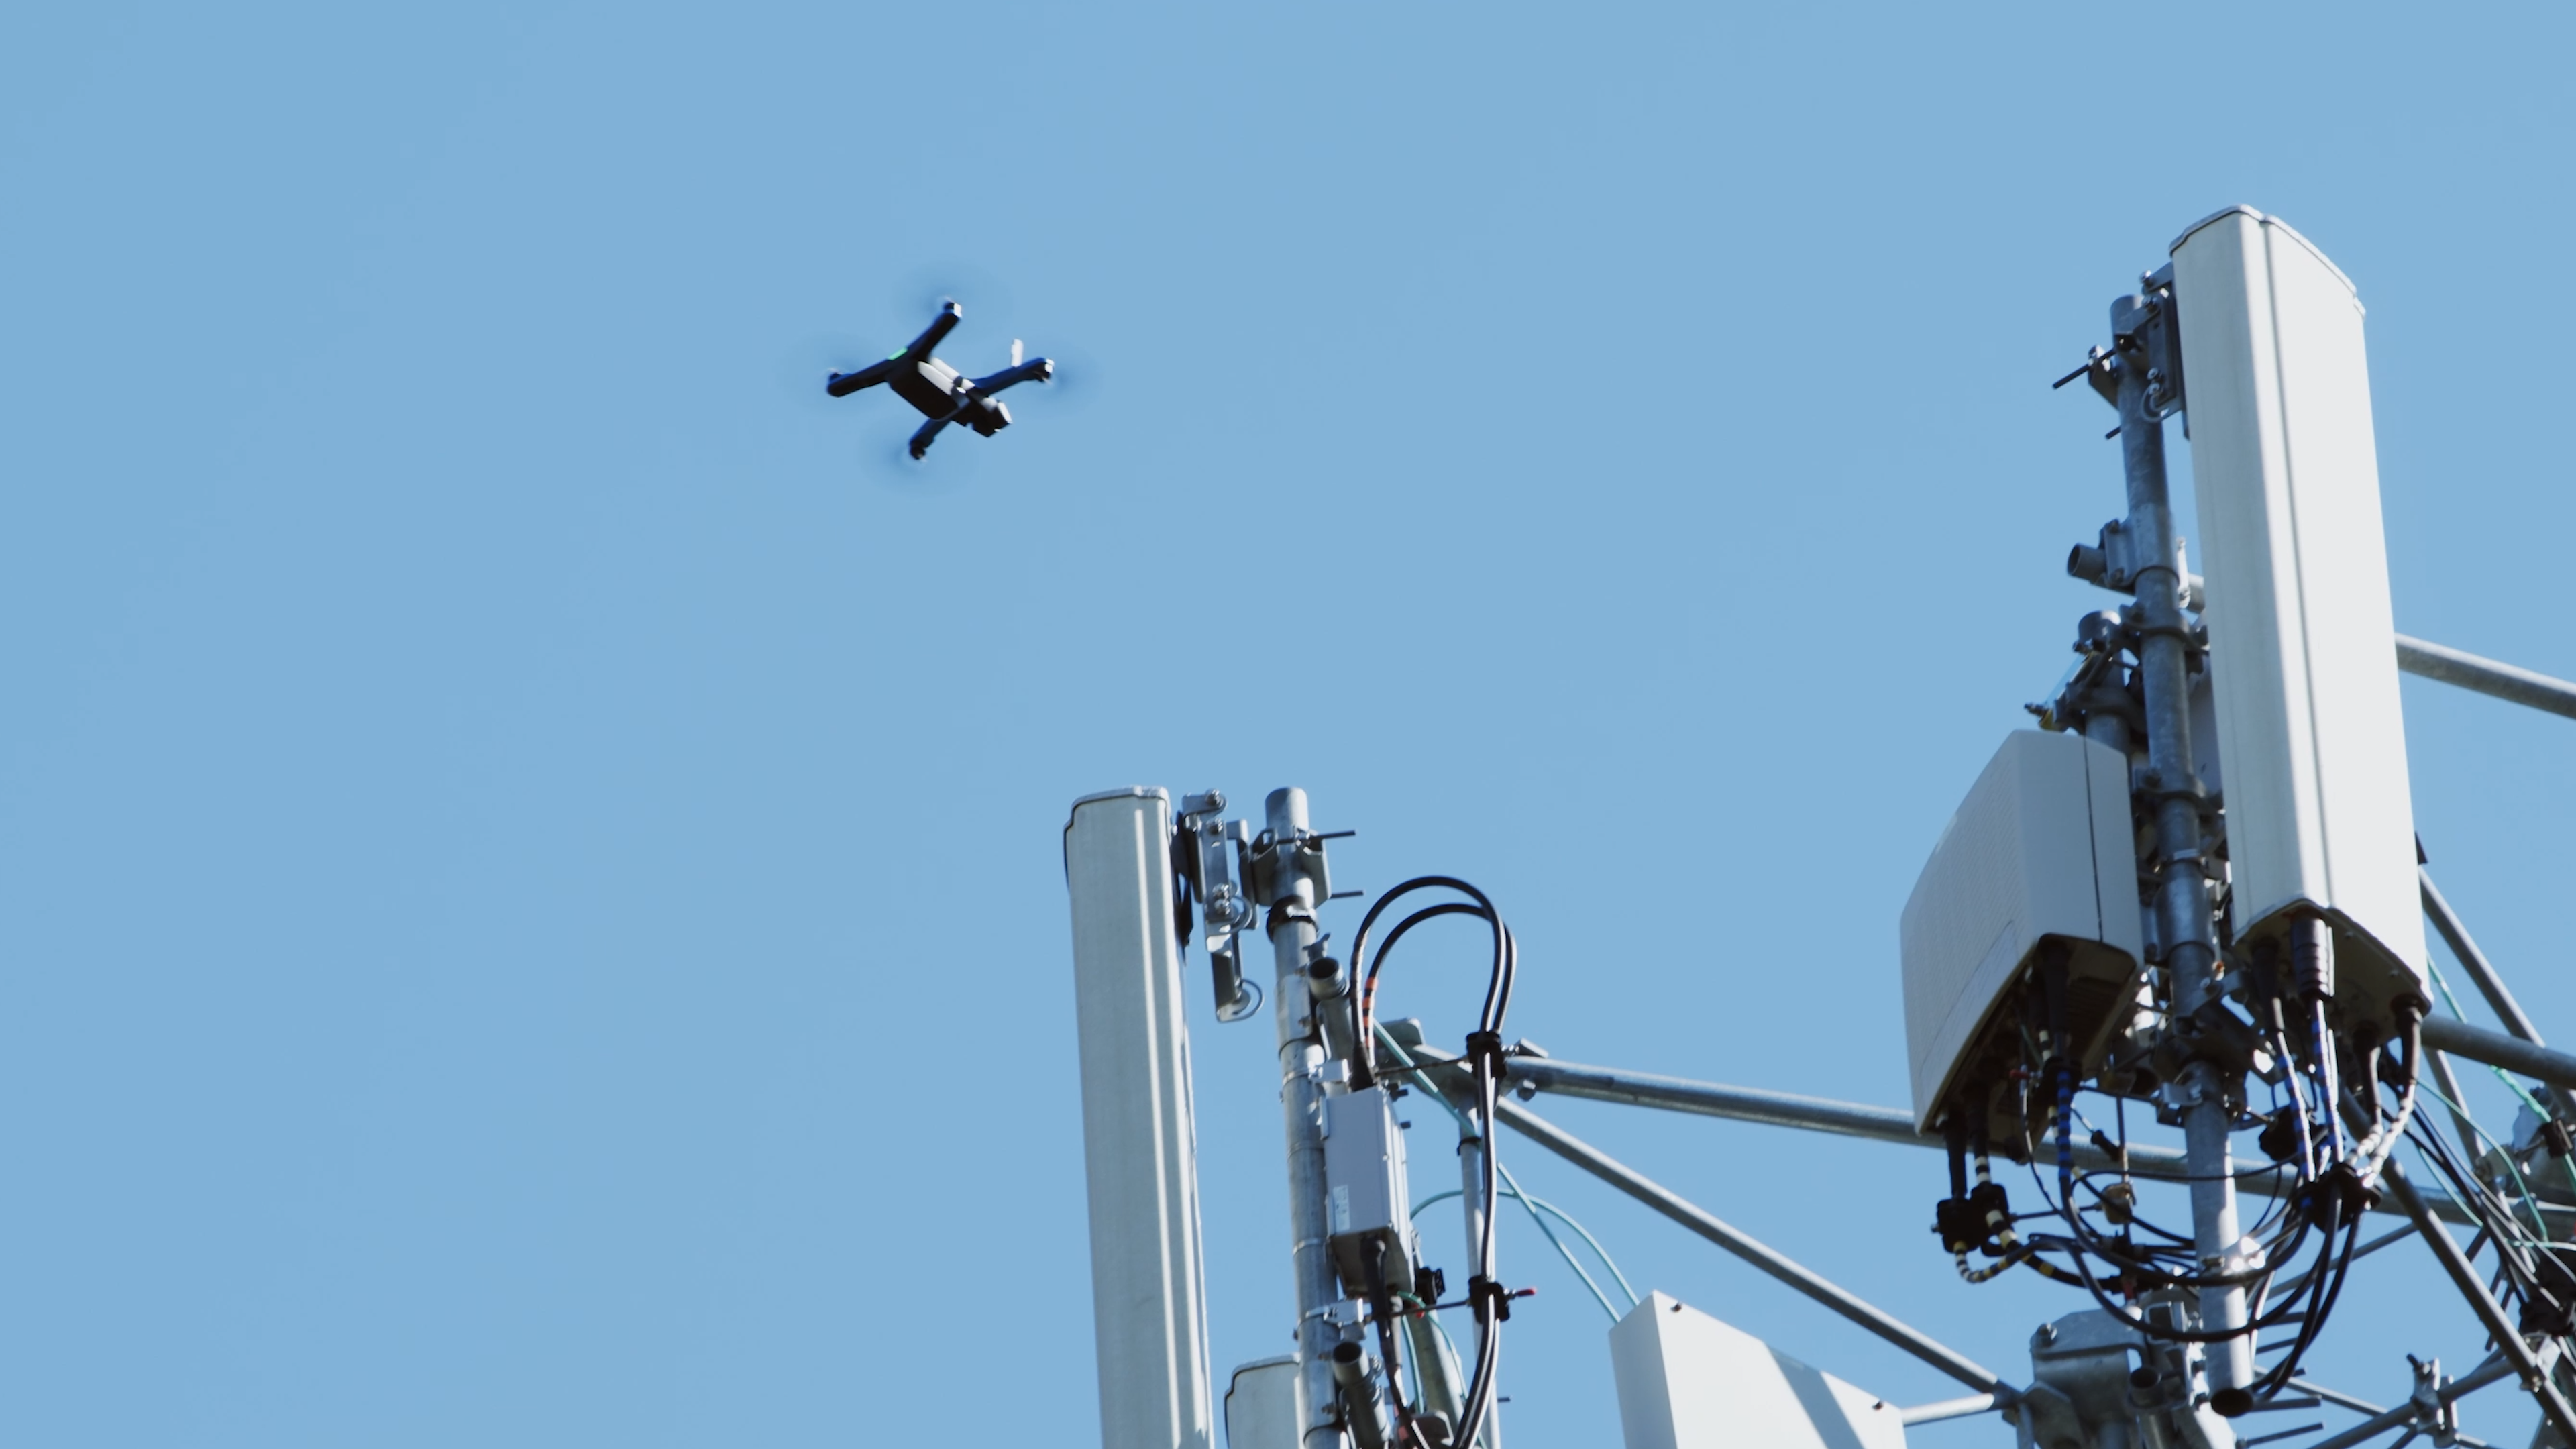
(1250, 824), (1336, 907)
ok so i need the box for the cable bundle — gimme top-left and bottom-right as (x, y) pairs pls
(1348, 877), (1515, 1449)
(1937, 937), (2427, 1407)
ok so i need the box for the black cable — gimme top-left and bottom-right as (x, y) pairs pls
(2028, 1147), (2311, 1290)
(1454, 1061), (1504, 1449)
(1349, 878), (1505, 1085)
(1946, 955), (2412, 1383)
(1348, 901), (1492, 1088)
(2404, 1116), (2548, 1318)
(1348, 877), (1513, 1449)
(2404, 1113), (2536, 1283)
(1451, 922), (1515, 1449)
(1362, 1242), (1419, 1448)
(2032, 1227), (2323, 1344)
(2010, 985), (2338, 1304)
(2249, 1193), (2361, 1399)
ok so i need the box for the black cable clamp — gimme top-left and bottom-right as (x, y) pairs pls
(1463, 1030), (1510, 1083)
(2297, 1161), (2379, 1226)
(2135, 765), (2212, 808)
(2129, 616), (2199, 645)
(1467, 1273), (1514, 1324)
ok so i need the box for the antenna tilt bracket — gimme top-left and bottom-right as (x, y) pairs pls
(2108, 287), (2186, 421)
(1179, 792), (1263, 1022)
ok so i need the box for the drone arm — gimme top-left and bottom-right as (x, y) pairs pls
(904, 301), (965, 359)
(966, 356), (1054, 395)
(835, 303), (965, 398)
(907, 410), (955, 460)
(824, 358), (896, 397)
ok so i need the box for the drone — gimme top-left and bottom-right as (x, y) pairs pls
(826, 301), (1055, 459)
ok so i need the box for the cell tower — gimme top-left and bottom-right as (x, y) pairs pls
(1063, 207), (2576, 1449)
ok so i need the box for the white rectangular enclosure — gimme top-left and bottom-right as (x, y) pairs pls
(1901, 731), (2142, 1134)
(1224, 1358), (1300, 1449)
(2169, 207), (2428, 1019)
(1610, 1292), (1907, 1449)
(1065, 787), (1214, 1449)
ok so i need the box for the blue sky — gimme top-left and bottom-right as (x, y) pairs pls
(5, 4), (2573, 1445)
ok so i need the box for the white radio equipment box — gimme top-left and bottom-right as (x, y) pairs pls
(1900, 730), (2143, 1137)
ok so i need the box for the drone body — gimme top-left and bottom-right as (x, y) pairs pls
(826, 301), (1055, 458)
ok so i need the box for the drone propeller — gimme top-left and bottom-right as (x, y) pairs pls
(1010, 338), (1023, 367)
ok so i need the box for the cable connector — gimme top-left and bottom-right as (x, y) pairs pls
(2289, 915), (2334, 1003)
(2257, 1107), (2309, 1165)
(1968, 1181), (2012, 1257)
(1932, 1195), (1988, 1254)
(1463, 1030), (1509, 1081)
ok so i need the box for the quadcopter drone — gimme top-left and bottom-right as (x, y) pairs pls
(826, 301), (1055, 459)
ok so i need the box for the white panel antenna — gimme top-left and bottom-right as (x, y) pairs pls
(2169, 207), (2429, 1020)
(1064, 787), (1215, 1449)
(1610, 1292), (1907, 1449)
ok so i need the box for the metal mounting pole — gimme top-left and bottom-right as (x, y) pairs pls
(1453, 1124), (1499, 1449)
(2111, 290), (2253, 1403)
(1264, 787), (1346, 1449)
(2419, 1017), (2576, 1093)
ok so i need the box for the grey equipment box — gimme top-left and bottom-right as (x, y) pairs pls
(1901, 730), (2144, 1142)
(1323, 1085), (1417, 1297)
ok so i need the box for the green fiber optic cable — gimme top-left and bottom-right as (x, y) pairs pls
(2424, 957), (2576, 1197)
(1375, 1026), (1638, 1320)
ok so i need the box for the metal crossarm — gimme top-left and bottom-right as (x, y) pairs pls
(2398, 635), (2576, 720)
